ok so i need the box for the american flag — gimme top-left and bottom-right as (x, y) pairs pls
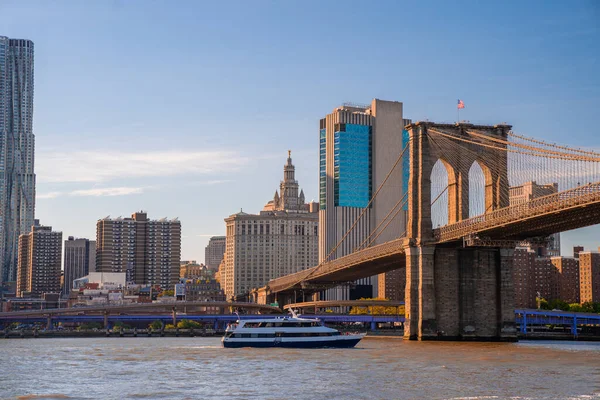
(457, 99), (465, 109)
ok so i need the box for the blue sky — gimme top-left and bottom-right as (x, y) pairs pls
(1, 0), (599, 262)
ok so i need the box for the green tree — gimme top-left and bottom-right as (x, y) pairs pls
(164, 324), (175, 330)
(569, 303), (583, 312)
(538, 298), (550, 310)
(78, 322), (102, 331)
(581, 302), (595, 313)
(349, 298), (404, 315)
(548, 299), (570, 311)
(112, 321), (131, 331)
(158, 290), (175, 298)
(177, 319), (202, 329)
(149, 320), (163, 330)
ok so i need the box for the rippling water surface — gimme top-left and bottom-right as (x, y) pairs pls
(1, 337), (599, 400)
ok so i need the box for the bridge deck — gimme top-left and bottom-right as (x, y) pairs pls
(266, 183), (600, 295)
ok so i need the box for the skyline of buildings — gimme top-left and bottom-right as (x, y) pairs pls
(0, 36), (36, 285)
(0, 34), (597, 309)
(221, 153), (319, 298)
(95, 211), (181, 290)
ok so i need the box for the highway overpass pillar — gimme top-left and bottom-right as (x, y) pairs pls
(103, 312), (109, 329)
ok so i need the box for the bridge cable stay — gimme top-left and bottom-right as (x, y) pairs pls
(365, 196), (409, 248)
(321, 139), (412, 263)
(425, 126), (600, 230)
(354, 192), (409, 251)
(289, 138), (413, 290)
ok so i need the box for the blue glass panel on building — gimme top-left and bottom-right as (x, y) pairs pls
(319, 129), (326, 209)
(334, 124), (372, 208)
(402, 129), (410, 210)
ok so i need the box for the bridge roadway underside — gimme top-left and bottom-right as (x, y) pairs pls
(272, 251), (406, 298)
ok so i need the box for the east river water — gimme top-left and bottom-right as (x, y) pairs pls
(1, 337), (599, 400)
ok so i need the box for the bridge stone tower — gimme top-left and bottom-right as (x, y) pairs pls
(404, 122), (517, 341)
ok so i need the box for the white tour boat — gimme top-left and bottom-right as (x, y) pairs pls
(221, 310), (364, 348)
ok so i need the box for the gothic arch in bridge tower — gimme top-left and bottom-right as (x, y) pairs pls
(430, 159), (453, 228)
(468, 161), (486, 218)
(406, 122), (511, 241)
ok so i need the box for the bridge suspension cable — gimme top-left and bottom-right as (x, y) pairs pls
(426, 126), (600, 228)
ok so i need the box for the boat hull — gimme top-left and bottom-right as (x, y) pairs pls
(222, 337), (362, 349)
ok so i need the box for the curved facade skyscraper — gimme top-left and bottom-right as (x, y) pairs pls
(0, 36), (36, 284)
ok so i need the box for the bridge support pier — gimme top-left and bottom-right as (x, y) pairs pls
(404, 245), (517, 341)
(46, 315), (53, 330)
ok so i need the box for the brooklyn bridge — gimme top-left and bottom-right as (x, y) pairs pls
(255, 121), (600, 341)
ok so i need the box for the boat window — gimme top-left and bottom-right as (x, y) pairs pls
(281, 332), (334, 337)
(241, 334), (251, 338)
(258, 333), (275, 338)
(225, 332), (233, 338)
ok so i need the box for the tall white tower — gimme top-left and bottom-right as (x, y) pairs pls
(0, 36), (36, 284)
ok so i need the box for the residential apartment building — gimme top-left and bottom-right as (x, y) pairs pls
(16, 224), (62, 297)
(509, 181), (561, 256)
(221, 153), (319, 298)
(175, 277), (225, 302)
(0, 36), (36, 284)
(62, 237), (96, 296)
(180, 261), (208, 279)
(96, 211), (181, 290)
(530, 255), (579, 304)
(513, 247), (537, 308)
(551, 256), (579, 303)
(205, 236), (226, 271)
(579, 251), (600, 303)
(319, 100), (410, 300)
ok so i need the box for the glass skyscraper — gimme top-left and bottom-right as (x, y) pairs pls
(0, 36), (36, 284)
(333, 123), (372, 208)
(318, 100), (409, 301)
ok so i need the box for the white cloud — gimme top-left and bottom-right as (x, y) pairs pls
(69, 187), (144, 197)
(37, 191), (62, 199)
(188, 179), (233, 186)
(36, 149), (249, 183)
(37, 186), (145, 199)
